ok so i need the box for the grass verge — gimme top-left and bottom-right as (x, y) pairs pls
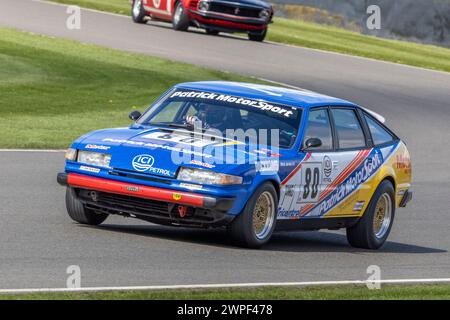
(1, 284), (450, 300)
(50, 0), (450, 73)
(0, 28), (253, 149)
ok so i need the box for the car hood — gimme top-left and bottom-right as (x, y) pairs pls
(75, 127), (285, 179)
(215, 0), (272, 9)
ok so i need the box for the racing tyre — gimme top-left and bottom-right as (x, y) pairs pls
(248, 28), (267, 42)
(172, 1), (190, 31)
(65, 188), (108, 225)
(346, 180), (395, 249)
(227, 182), (278, 248)
(131, 0), (146, 24)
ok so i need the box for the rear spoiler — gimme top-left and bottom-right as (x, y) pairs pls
(360, 107), (386, 123)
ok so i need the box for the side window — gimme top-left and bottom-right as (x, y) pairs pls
(150, 101), (184, 123)
(331, 108), (366, 149)
(365, 115), (394, 146)
(303, 109), (333, 150)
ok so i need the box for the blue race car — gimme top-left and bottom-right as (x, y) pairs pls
(58, 81), (412, 249)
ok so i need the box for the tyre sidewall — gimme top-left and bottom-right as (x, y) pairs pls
(359, 180), (396, 249)
(229, 183), (278, 248)
(132, 0), (146, 23)
(172, 1), (189, 31)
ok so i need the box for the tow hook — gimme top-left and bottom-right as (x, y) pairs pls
(178, 205), (188, 218)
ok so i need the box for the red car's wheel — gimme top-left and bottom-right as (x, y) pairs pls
(131, 0), (146, 24)
(248, 28), (267, 42)
(172, 1), (190, 31)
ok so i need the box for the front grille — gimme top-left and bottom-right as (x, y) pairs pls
(209, 3), (261, 18)
(79, 190), (170, 215)
(76, 189), (226, 227)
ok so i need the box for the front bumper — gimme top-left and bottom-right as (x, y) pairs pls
(57, 172), (235, 212)
(188, 9), (269, 32)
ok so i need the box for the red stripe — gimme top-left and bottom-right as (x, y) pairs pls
(281, 153), (311, 186)
(67, 173), (205, 207)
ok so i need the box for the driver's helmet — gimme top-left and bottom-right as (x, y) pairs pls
(196, 103), (227, 128)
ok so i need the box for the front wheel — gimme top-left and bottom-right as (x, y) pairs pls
(346, 180), (395, 249)
(227, 183), (278, 248)
(172, 1), (190, 31)
(65, 188), (108, 225)
(248, 28), (267, 42)
(131, 0), (146, 24)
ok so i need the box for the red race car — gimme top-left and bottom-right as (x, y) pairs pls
(131, 0), (274, 41)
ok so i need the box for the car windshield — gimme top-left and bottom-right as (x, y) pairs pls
(137, 89), (302, 149)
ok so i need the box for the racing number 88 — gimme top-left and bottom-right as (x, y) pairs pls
(303, 167), (320, 201)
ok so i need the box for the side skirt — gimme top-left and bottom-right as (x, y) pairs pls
(275, 217), (359, 232)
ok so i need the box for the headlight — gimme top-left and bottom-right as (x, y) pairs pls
(177, 167), (243, 185)
(77, 151), (112, 168)
(198, 1), (209, 12)
(259, 9), (270, 19)
(65, 148), (77, 161)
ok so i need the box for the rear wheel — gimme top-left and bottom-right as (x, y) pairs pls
(65, 188), (108, 225)
(248, 28), (267, 42)
(227, 183), (278, 248)
(131, 0), (146, 24)
(346, 180), (395, 249)
(172, 1), (190, 31)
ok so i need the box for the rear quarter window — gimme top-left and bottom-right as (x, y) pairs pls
(365, 114), (395, 146)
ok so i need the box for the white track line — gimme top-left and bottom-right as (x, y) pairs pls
(2, 278), (450, 294)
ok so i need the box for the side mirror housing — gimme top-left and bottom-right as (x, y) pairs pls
(303, 138), (322, 150)
(129, 110), (142, 121)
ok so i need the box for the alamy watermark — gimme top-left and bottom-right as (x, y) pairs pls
(66, 5), (81, 30)
(66, 265), (81, 289)
(366, 5), (381, 30)
(366, 265), (381, 289)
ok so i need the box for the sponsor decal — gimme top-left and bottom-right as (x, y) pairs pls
(180, 183), (203, 190)
(190, 160), (215, 169)
(132, 154), (171, 176)
(85, 144), (110, 151)
(215, 140), (244, 147)
(256, 159), (279, 172)
(172, 193), (182, 201)
(79, 165), (100, 173)
(132, 154), (155, 172)
(253, 148), (282, 158)
(396, 154), (411, 174)
(125, 186), (140, 192)
(169, 90), (296, 118)
(317, 150), (383, 216)
(353, 201), (365, 212)
(278, 208), (300, 218)
(323, 156), (332, 178)
(141, 131), (218, 148)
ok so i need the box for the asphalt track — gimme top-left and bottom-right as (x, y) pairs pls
(1, 0), (450, 289)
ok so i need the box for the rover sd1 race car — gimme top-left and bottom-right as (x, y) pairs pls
(131, 0), (273, 41)
(57, 81), (412, 249)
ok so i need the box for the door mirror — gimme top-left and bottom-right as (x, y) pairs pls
(303, 138), (322, 150)
(129, 110), (142, 121)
